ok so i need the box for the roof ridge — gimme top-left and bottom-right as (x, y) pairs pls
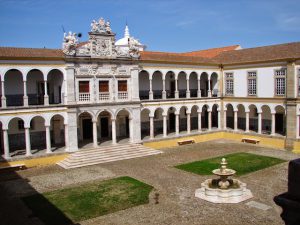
(182, 45), (240, 54)
(231, 41), (300, 52)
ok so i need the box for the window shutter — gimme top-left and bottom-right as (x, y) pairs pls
(118, 80), (127, 91)
(99, 81), (109, 92)
(79, 81), (90, 93)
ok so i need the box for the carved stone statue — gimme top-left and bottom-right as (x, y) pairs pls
(128, 37), (140, 58)
(90, 17), (112, 34)
(62, 31), (78, 56)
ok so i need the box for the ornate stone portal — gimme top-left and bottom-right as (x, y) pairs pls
(195, 158), (253, 203)
(62, 17), (141, 58)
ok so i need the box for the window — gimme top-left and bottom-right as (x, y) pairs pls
(275, 69), (286, 96)
(118, 80), (127, 92)
(248, 71), (257, 96)
(18, 120), (24, 130)
(225, 72), (234, 96)
(79, 81), (90, 93)
(99, 81), (109, 92)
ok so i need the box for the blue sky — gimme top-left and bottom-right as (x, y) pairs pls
(0, 0), (300, 52)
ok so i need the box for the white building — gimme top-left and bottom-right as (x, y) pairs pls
(0, 17), (300, 160)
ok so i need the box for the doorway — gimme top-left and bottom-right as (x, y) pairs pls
(101, 117), (109, 138)
(82, 118), (92, 139)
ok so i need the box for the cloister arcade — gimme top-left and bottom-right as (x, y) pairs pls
(224, 103), (286, 135)
(0, 112), (67, 159)
(0, 67), (66, 108)
(77, 108), (133, 148)
(140, 103), (221, 140)
(138, 70), (219, 100)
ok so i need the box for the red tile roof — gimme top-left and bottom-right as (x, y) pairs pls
(0, 47), (63, 60)
(181, 45), (240, 58)
(215, 42), (300, 65)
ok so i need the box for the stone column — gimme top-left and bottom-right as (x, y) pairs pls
(197, 78), (201, 98)
(163, 115), (167, 137)
(258, 112), (262, 134)
(149, 116), (154, 139)
(45, 125), (51, 153)
(93, 120), (98, 148)
(1, 80), (6, 108)
(66, 110), (78, 151)
(187, 113), (191, 134)
(23, 80), (28, 107)
(245, 111), (250, 132)
(186, 79), (190, 98)
(234, 110), (238, 131)
(129, 118), (133, 143)
(162, 79), (166, 99)
(198, 111), (202, 131)
(63, 79), (68, 104)
(66, 65), (76, 104)
(175, 113), (179, 135)
(175, 79), (179, 99)
(224, 110), (227, 129)
(271, 113), (276, 135)
(25, 127), (32, 156)
(64, 124), (69, 152)
(44, 80), (49, 105)
(112, 119), (117, 144)
(3, 129), (10, 159)
(208, 79), (211, 97)
(218, 110), (221, 129)
(149, 78), (153, 100)
(208, 111), (212, 130)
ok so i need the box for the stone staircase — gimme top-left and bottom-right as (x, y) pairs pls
(57, 143), (163, 169)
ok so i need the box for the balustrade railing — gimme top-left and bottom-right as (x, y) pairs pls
(78, 93), (90, 102)
(118, 91), (128, 100)
(99, 92), (110, 101)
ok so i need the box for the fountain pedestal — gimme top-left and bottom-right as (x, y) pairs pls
(195, 158), (253, 203)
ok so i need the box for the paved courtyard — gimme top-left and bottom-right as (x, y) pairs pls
(0, 140), (298, 225)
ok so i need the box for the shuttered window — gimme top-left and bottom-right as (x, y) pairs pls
(79, 81), (89, 93)
(118, 80), (127, 91)
(99, 81), (109, 92)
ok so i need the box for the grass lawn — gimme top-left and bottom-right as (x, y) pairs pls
(22, 176), (153, 225)
(175, 152), (286, 176)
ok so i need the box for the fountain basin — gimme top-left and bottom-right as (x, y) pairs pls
(195, 178), (253, 203)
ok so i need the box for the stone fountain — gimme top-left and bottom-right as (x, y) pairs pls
(195, 158), (253, 203)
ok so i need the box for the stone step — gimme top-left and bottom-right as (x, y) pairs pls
(67, 146), (159, 160)
(62, 149), (160, 164)
(57, 151), (161, 169)
(57, 143), (162, 169)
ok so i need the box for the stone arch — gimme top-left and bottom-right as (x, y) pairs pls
(153, 107), (164, 137)
(179, 106), (188, 132)
(50, 114), (65, 151)
(139, 70), (150, 100)
(178, 71), (187, 98)
(191, 105), (199, 131)
(275, 105), (285, 135)
(212, 104), (219, 128)
(27, 69), (44, 105)
(29, 115), (46, 152)
(249, 104), (258, 132)
(141, 108), (151, 139)
(210, 72), (218, 97)
(78, 112), (94, 148)
(97, 110), (113, 145)
(165, 71), (176, 99)
(116, 109), (131, 142)
(152, 70), (163, 99)
(189, 72), (198, 97)
(261, 105), (271, 134)
(47, 69), (64, 104)
(237, 104), (246, 130)
(226, 103), (234, 129)
(201, 104), (209, 129)
(200, 72), (209, 97)
(8, 117), (26, 156)
(167, 107), (176, 134)
(4, 69), (24, 106)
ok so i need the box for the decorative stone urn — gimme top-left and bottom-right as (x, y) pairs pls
(195, 158), (253, 203)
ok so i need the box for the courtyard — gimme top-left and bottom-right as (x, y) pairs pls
(0, 140), (298, 225)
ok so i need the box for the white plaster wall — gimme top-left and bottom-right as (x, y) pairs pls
(224, 66), (286, 97)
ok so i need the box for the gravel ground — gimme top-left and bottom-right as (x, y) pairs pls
(0, 139), (298, 225)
